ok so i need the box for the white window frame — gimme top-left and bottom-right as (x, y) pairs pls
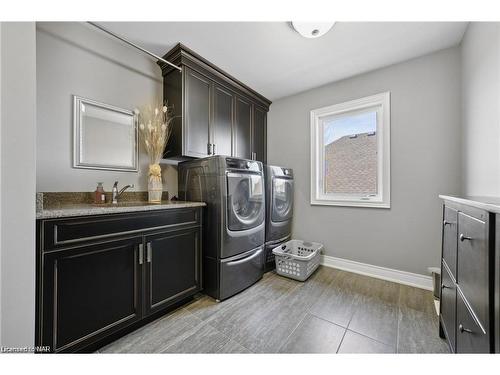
(310, 92), (391, 208)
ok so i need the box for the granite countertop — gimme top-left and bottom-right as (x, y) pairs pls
(439, 195), (500, 214)
(36, 200), (206, 219)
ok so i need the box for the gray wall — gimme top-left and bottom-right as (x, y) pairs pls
(461, 23), (500, 196)
(268, 47), (462, 275)
(36, 22), (178, 196)
(0, 22), (37, 347)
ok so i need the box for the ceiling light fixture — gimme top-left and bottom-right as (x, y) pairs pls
(291, 22), (335, 39)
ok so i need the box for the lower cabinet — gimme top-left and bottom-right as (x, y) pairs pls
(442, 206), (458, 279)
(36, 208), (203, 353)
(456, 289), (490, 353)
(457, 211), (489, 331)
(440, 262), (456, 351)
(439, 198), (495, 353)
(145, 228), (200, 315)
(40, 237), (144, 353)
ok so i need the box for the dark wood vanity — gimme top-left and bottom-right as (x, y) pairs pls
(439, 195), (500, 353)
(35, 205), (204, 353)
(159, 43), (271, 163)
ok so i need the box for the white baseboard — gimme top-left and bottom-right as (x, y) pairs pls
(321, 255), (433, 291)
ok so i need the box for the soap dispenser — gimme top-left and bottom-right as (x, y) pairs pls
(112, 181), (119, 204)
(94, 182), (105, 204)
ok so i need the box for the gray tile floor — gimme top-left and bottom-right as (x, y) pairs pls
(99, 266), (450, 354)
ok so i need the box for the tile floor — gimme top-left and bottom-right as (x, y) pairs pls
(99, 266), (449, 354)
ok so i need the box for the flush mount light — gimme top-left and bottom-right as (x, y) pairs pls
(291, 22), (335, 39)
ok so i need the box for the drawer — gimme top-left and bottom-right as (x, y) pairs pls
(457, 211), (489, 330)
(41, 208), (201, 251)
(219, 246), (263, 301)
(442, 206), (458, 279)
(440, 262), (456, 352)
(456, 289), (490, 353)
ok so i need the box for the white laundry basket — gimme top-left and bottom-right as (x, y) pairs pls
(272, 240), (323, 281)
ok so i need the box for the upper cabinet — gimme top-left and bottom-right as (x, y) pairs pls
(159, 44), (271, 163)
(184, 68), (212, 157)
(234, 95), (252, 160)
(252, 105), (267, 163)
(212, 84), (234, 157)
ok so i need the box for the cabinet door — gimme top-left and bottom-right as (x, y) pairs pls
(163, 70), (183, 158)
(144, 227), (201, 316)
(440, 262), (456, 352)
(442, 206), (458, 280)
(234, 96), (252, 159)
(456, 290), (490, 353)
(252, 105), (267, 163)
(184, 68), (211, 157)
(212, 84), (234, 156)
(41, 237), (143, 352)
(457, 211), (489, 330)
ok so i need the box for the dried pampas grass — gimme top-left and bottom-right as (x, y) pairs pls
(136, 99), (173, 165)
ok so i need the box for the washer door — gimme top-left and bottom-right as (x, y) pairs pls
(227, 172), (265, 231)
(271, 177), (293, 222)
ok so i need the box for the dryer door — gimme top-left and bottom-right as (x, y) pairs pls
(227, 172), (265, 231)
(271, 177), (293, 222)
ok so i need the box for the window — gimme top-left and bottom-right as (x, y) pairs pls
(310, 92), (390, 208)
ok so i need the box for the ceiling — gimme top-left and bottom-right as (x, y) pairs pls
(97, 22), (468, 101)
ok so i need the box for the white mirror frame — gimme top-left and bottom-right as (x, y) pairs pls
(73, 95), (139, 172)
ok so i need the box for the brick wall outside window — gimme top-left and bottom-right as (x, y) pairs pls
(324, 132), (377, 195)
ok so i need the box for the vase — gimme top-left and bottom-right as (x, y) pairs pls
(148, 164), (163, 203)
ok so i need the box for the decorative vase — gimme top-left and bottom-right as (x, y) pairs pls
(148, 164), (163, 203)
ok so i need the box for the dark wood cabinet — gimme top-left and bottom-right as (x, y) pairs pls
(184, 68), (212, 157)
(495, 215), (500, 353)
(439, 196), (497, 353)
(36, 207), (203, 353)
(234, 95), (252, 159)
(40, 237), (143, 353)
(160, 44), (270, 162)
(457, 211), (490, 330)
(440, 262), (456, 351)
(252, 105), (267, 164)
(456, 289), (490, 353)
(212, 84), (234, 157)
(442, 206), (458, 279)
(144, 227), (200, 315)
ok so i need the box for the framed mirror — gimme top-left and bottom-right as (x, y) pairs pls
(73, 95), (138, 172)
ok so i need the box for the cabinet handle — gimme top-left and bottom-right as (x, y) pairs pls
(138, 244), (144, 265)
(251, 152), (256, 160)
(441, 284), (449, 290)
(459, 324), (472, 334)
(207, 143), (213, 155)
(459, 233), (472, 242)
(212, 143), (216, 155)
(146, 242), (152, 263)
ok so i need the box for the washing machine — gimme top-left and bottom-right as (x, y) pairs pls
(178, 156), (265, 300)
(264, 165), (294, 272)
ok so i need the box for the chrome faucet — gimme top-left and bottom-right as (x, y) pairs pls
(112, 181), (134, 204)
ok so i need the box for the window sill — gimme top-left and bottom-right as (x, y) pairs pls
(310, 199), (390, 209)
